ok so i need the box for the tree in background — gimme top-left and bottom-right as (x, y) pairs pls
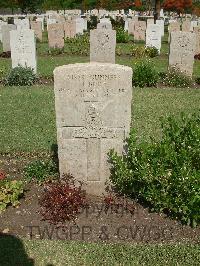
(162, 0), (193, 14)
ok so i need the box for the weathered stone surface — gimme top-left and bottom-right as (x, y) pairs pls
(194, 27), (200, 54)
(48, 23), (64, 49)
(97, 22), (112, 30)
(54, 63), (132, 195)
(156, 19), (164, 36)
(182, 21), (190, 32)
(64, 20), (76, 38)
(169, 32), (196, 77)
(14, 18), (30, 30)
(30, 21), (42, 41)
(168, 21), (180, 43)
(147, 18), (154, 27)
(133, 21), (146, 41)
(10, 29), (37, 73)
(2, 24), (17, 52)
(128, 20), (135, 35)
(90, 29), (116, 63)
(146, 24), (161, 53)
(0, 20), (7, 42)
(75, 18), (84, 35)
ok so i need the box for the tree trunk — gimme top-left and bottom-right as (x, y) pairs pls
(154, 0), (161, 22)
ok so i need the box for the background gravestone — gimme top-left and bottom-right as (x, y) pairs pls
(194, 27), (200, 55)
(90, 29), (116, 63)
(30, 21), (42, 41)
(2, 24), (16, 52)
(54, 63), (132, 195)
(10, 29), (37, 73)
(48, 23), (64, 49)
(146, 24), (161, 53)
(169, 32), (196, 77)
(134, 21), (146, 41)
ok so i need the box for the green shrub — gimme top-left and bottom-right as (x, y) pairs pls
(48, 47), (64, 55)
(0, 66), (7, 81)
(160, 68), (193, 88)
(65, 33), (89, 56)
(4, 66), (37, 86)
(131, 46), (159, 58)
(132, 60), (159, 87)
(145, 46), (159, 58)
(0, 179), (24, 213)
(24, 159), (58, 184)
(109, 112), (200, 227)
(131, 45), (146, 58)
(116, 27), (129, 43)
(88, 15), (98, 30)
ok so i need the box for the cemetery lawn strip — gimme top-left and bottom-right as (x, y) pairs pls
(1, 237), (200, 266)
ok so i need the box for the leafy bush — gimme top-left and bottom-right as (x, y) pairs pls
(0, 179), (24, 213)
(116, 27), (129, 43)
(0, 66), (7, 81)
(4, 66), (37, 86)
(131, 46), (159, 58)
(160, 68), (193, 88)
(24, 159), (58, 184)
(145, 46), (159, 58)
(109, 112), (200, 227)
(65, 33), (89, 56)
(39, 174), (86, 224)
(131, 46), (146, 58)
(48, 47), (64, 55)
(132, 60), (159, 87)
(88, 15), (98, 30)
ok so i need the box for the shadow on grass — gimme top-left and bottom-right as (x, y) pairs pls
(0, 233), (34, 266)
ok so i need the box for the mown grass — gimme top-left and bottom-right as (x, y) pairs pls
(0, 236), (200, 266)
(0, 86), (199, 153)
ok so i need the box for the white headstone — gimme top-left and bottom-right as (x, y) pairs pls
(169, 32), (196, 77)
(146, 24), (162, 53)
(90, 29), (116, 63)
(2, 24), (17, 52)
(156, 19), (164, 36)
(53, 63), (133, 195)
(10, 29), (37, 73)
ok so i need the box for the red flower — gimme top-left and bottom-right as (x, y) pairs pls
(0, 171), (6, 180)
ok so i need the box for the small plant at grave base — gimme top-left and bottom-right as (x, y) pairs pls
(116, 46), (122, 56)
(132, 60), (159, 88)
(0, 171), (6, 180)
(0, 179), (24, 213)
(24, 159), (58, 184)
(65, 33), (89, 56)
(4, 66), (37, 86)
(48, 47), (64, 55)
(39, 174), (86, 224)
(160, 68), (193, 88)
(108, 112), (200, 227)
(116, 27), (129, 43)
(131, 45), (146, 58)
(0, 66), (7, 81)
(145, 46), (159, 58)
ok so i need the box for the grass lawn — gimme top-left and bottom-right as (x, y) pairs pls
(1, 236), (200, 266)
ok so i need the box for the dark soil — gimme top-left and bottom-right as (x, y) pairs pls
(0, 51), (11, 58)
(0, 154), (200, 244)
